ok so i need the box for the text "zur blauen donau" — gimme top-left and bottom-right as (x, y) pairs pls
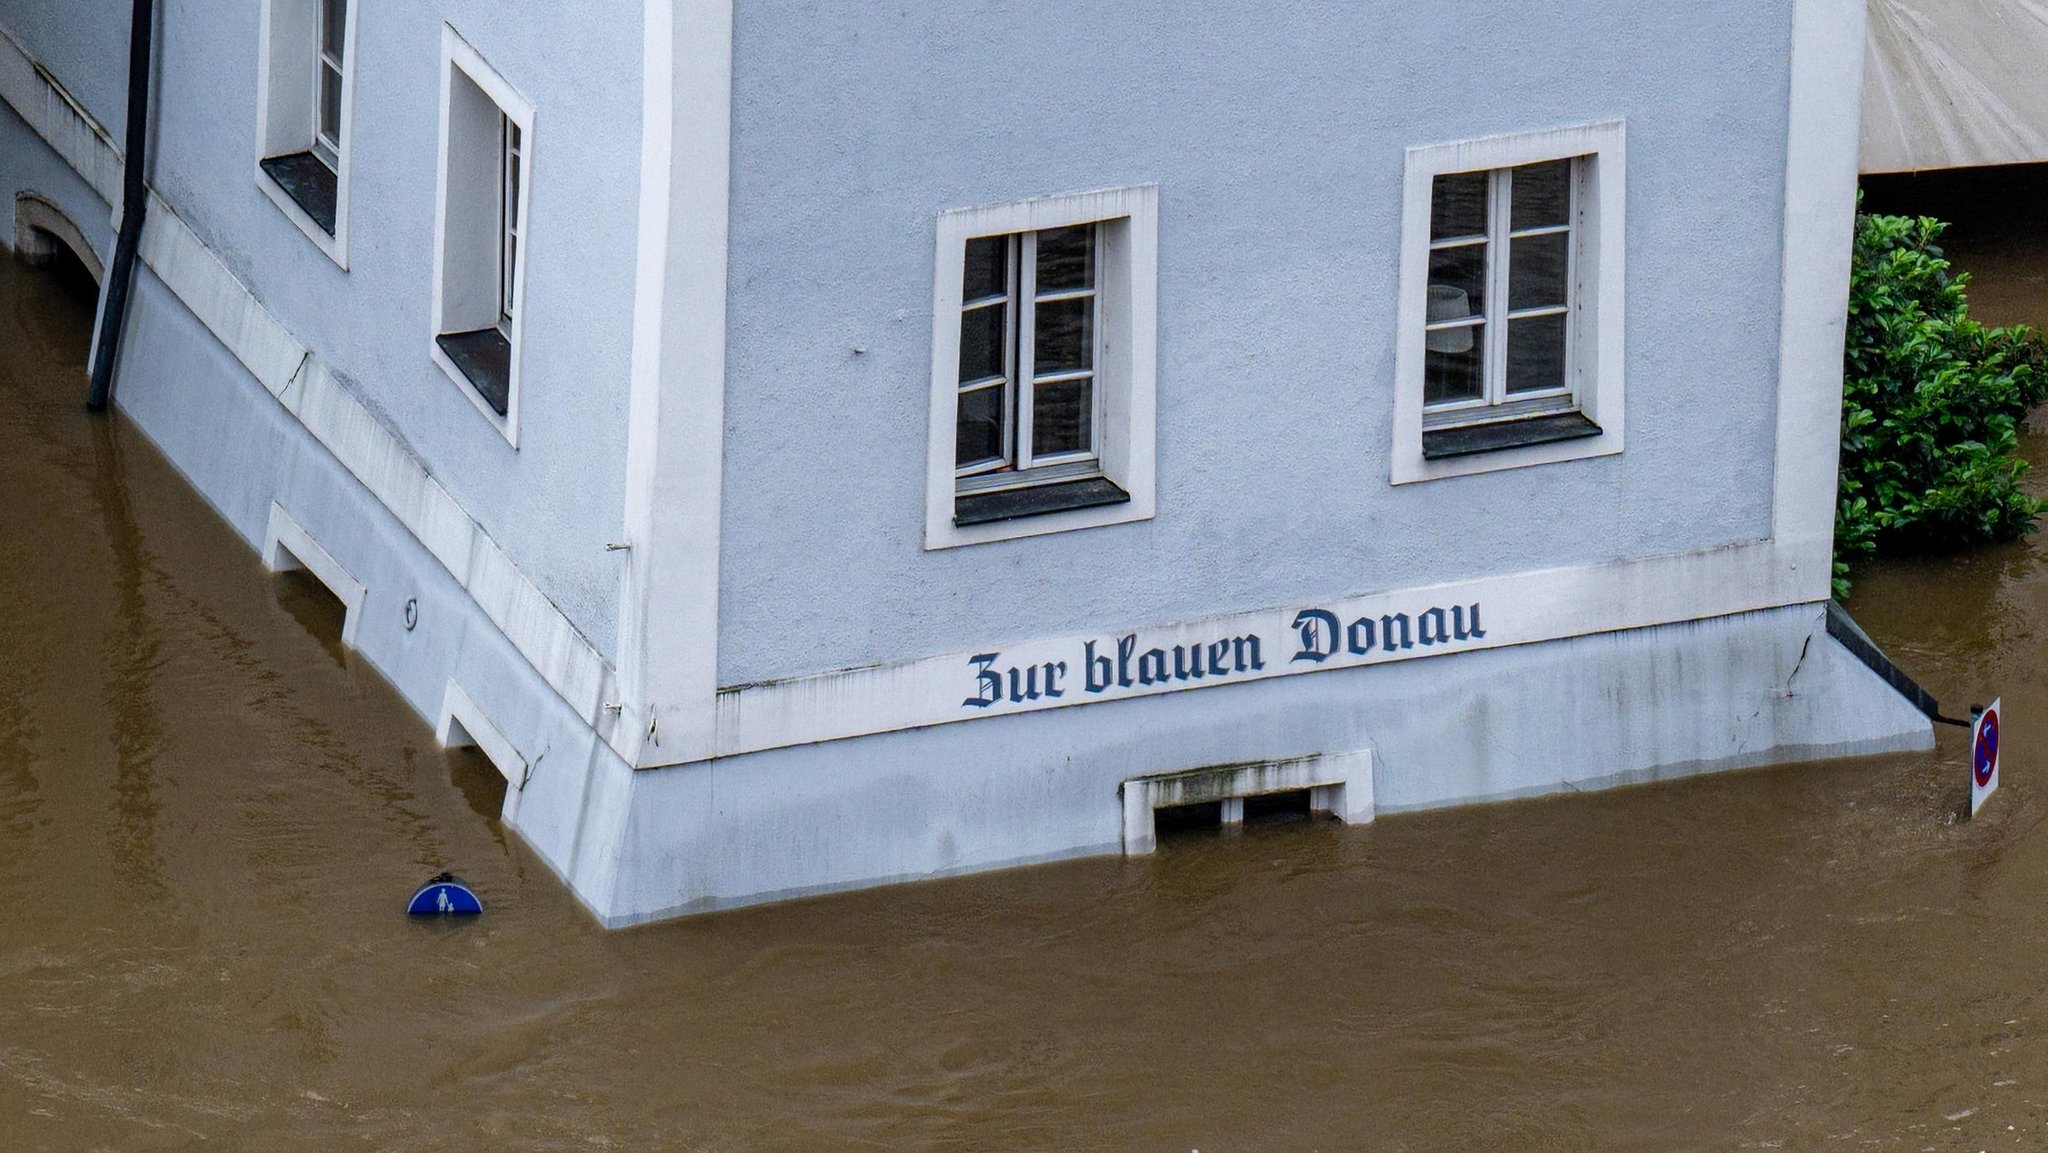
(962, 603), (1487, 709)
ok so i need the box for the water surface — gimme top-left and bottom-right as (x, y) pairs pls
(4, 201), (2048, 1149)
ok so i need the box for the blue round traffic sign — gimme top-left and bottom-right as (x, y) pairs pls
(1975, 709), (2000, 787)
(407, 873), (483, 917)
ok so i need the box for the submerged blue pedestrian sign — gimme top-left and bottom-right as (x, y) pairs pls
(407, 873), (483, 916)
(1971, 699), (2002, 818)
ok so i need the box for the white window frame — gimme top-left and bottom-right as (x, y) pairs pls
(253, 0), (357, 267)
(499, 116), (523, 330)
(1424, 165), (1576, 419)
(429, 26), (536, 448)
(312, 0), (345, 168)
(953, 226), (1107, 487)
(925, 185), (1159, 550)
(1391, 121), (1627, 485)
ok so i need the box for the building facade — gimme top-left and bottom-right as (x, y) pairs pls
(0, 0), (1932, 925)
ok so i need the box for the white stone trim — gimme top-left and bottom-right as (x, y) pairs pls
(1391, 120), (1627, 484)
(136, 189), (308, 387)
(437, 679), (531, 827)
(12, 191), (103, 281)
(429, 24), (534, 448)
(252, 0), (355, 268)
(0, 28), (120, 205)
(1774, 0), (1868, 595)
(707, 534), (1830, 764)
(263, 502), (368, 648)
(614, 0), (735, 768)
(1120, 751), (1374, 855)
(0, 25), (626, 760)
(924, 184), (1159, 549)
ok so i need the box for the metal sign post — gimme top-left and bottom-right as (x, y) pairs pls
(1971, 698), (2003, 818)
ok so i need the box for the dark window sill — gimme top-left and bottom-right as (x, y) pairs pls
(259, 152), (338, 237)
(955, 476), (1129, 526)
(1422, 411), (1603, 459)
(436, 329), (513, 416)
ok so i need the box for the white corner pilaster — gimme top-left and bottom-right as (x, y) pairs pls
(616, 0), (734, 767)
(1773, 0), (1869, 592)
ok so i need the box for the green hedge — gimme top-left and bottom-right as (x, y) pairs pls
(1836, 210), (2048, 597)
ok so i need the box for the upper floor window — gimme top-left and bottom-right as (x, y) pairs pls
(955, 224), (1101, 488)
(499, 117), (523, 331)
(430, 28), (535, 447)
(926, 186), (1160, 549)
(255, 0), (355, 264)
(313, 0), (345, 168)
(1424, 160), (1576, 419)
(1391, 122), (1627, 484)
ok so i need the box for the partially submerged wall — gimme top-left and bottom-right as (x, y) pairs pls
(606, 602), (1935, 925)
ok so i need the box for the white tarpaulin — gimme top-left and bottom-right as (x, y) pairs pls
(1864, 0), (2048, 172)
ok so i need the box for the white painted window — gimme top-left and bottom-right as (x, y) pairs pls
(1392, 122), (1626, 485)
(1423, 161), (1576, 416)
(954, 224), (1102, 483)
(499, 117), (523, 330)
(254, 0), (356, 264)
(430, 27), (535, 447)
(312, 0), (345, 167)
(927, 186), (1158, 550)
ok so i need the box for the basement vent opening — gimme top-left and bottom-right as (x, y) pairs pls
(1121, 752), (1375, 856)
(272, 566), (348, 663)
(446, 744), (510, 828)
(1243, 788), (1314, 826)
(1155, 789), (1321, 843)
(261, 505), (367, 658)
(435, 681), (531, 825)
(1154, 800), (1225, 839)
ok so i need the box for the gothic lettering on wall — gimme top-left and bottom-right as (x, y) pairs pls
(963, 602), (1485, 709)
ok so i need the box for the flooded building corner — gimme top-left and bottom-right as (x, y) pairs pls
(18, 2), (2048, 1150)
(0, 0), (1934, 927)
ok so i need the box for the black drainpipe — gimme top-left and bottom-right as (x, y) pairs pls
(87, 0), (156, 413)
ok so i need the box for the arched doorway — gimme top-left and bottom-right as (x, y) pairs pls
(9, 193), (107, 383)
(14, 193), (104, 284)
(11, 192), (106, 367)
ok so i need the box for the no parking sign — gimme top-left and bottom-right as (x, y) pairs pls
(1971, 698), (2003, 818)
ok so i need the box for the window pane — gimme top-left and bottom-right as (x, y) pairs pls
(956, 385), (1007, 469)
(1431, 171), (1488, 241)
(1032, 378), (1093, 457)
(1427, 244), (1486, 321)
(1036, 225), (1094, 292)
(964, 236), (1007, 302)
(318, 66), (342, 142)
(1425, 327), (1485, 406)
(1510, 160), (1571, 231)
(507, 150), (522, 227)
(322, 0), (346, 59)
(502, 235), (518, 316)
(1507, 314), (1569, 394)
(958, 303), (1007, 384)
(1033, 296), (1093, 376)
(1509, 232), (1570, 311)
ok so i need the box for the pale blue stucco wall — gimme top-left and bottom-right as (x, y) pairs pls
(1, 0), (128, 134)
(1, 0), (640, 661)
(717, 0), (1796, 686)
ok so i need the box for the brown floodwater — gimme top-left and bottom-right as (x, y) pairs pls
(5, 175), (2048, 1151)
